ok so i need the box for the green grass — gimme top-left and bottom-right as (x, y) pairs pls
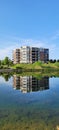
(11, 61), (59, 71)
(0, 61), (59, 71)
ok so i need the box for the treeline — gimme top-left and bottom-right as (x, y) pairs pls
(49, 59), (59, 63)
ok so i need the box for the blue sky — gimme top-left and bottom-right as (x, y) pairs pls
(0, 0), (59, 59)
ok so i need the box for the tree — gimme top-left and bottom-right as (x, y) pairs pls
(1, 60), (4, 65)
(49, 59), (53, 63)
(57, 59), (59, 62)
(0, 60), (1, 66)
(49, 59), (56, 63)
(0, 57), (13, 66)
(2, 57), (13, 66)
(4, 57), (9, 65)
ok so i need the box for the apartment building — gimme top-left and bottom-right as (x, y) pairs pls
(30, 47), (40, 63)
(13, 46), (49, 64)
(39, 48), (49, 63)
(13, 49), (20, 64)
(20, 46), (30, 63)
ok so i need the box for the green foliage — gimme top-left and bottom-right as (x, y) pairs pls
(54, 62), (59, 67)
(0, 60), (1, 66)
(1, 60), (4, 65)
(3, 57), (9, 65)
(0, 57), (13, 66)
(33, 61), (42, 66)
(11, 61), (59, 71)
(0, 65), (3, 69)
(49, 59), (56, 63)
(0, 59), (59, 71)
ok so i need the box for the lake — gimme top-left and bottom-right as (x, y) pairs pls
(0, 74), (59, 130)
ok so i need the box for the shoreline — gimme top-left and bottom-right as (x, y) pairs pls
(0, 68), (59, 73)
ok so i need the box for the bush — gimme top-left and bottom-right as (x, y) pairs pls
(0, 65), (3, 69)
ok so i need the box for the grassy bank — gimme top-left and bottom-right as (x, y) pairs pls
(11, 61), (59, 71)
(0, 61), (59, 72)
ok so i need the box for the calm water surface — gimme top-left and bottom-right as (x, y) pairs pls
(0, 75), (59, 130)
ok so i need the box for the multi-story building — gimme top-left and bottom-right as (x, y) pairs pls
(13, 46), (49, 64)
(13, 49), (20, 64)
(39, 48), (49, 63)
(20, 46), (30, 63)
(30, 47), (40, 63)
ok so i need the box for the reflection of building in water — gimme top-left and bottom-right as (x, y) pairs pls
(13, 75), (20, 90)
(13, 75), (49, 93)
